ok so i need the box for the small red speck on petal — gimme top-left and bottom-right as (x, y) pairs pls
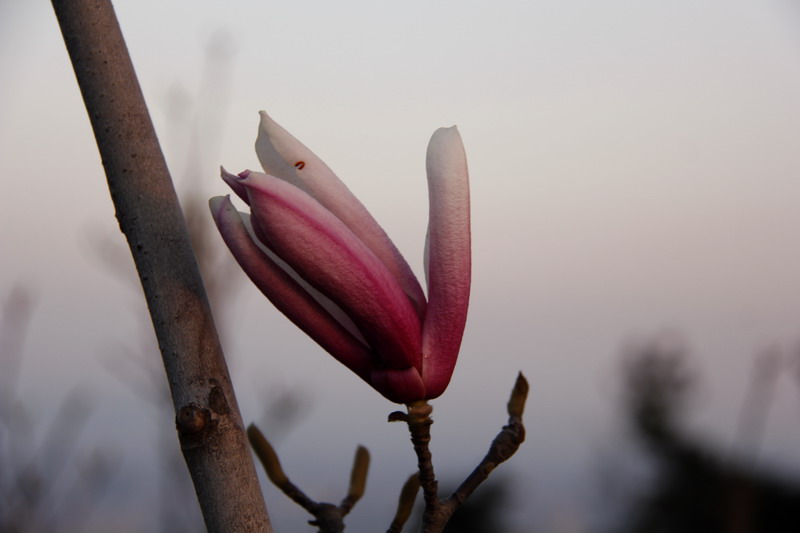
(294, 161), (306, 170)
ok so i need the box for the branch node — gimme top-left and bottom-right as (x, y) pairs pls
(176, 405), (209, 435)
(176, 405), (214, 450)
(249, 424), (371, 532)
(208, 385), (230, 415)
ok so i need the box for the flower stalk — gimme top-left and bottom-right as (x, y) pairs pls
(390, 373), (529, 533)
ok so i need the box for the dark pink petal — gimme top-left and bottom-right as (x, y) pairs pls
(255, 111), (427, 316)
(209, 195), (374, 380)
(370, 367), (426, 404)
(240, 172), (423, 371)
(220, 166), (249, 204)
(420, 127), (471, 399)
(248, 219), (370, 348)
(224, 173), (371, 347)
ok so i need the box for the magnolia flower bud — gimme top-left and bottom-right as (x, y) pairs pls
(210, 112), (470, 403)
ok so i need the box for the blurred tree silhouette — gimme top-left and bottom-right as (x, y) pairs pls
(617, 340), (800, 533)
(404, 479), (513, 533)
(441, 480), (512, 533)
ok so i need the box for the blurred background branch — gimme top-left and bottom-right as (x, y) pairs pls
(0, 287), (118, 533)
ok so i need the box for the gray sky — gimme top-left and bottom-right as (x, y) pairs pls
(2, 1), (800, 531)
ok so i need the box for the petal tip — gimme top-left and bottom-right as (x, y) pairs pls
(258, 110), (276, 130)
(431, 125), (462, 143)
(208, 195), (232, 216)
(220, 166), (237, 180)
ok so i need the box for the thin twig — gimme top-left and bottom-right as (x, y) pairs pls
(340, 446), (370, 514)
(444, 373), (528, 513)
(392, 373), (529, 533)
(401, 402), (438, 510)
(248, 426), (318, 512)
(249, 425), (370, 533)
(50, 1), (270, 531)
(386, 474), (421, 533)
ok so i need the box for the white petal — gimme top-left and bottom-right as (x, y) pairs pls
(420, 126), (471, 399)
(255, 111), (427, 316)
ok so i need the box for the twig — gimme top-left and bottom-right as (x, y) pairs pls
(443, 373), (528, 512)
(388, 402), (439, 529)
(50, 1), (270, 531)
(249, 425), (370, 533)
(391, 373), (529, 533)
(386, 474), (421, 533)
(340, 446), (371, 514)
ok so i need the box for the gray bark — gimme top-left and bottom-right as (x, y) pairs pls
(50, 1), (272, 530)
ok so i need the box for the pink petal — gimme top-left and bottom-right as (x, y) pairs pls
(370, 367), (426, 404)
(209, 195), (374, 380)
(254, 111), (427, 316)
(244, 216), (370, 348)
(420, 126), (471, 399)
(220, 166), (249, 204)
(238, 171), (423, 371)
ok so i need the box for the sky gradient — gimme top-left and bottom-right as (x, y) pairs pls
(2, 1), (800, 531)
